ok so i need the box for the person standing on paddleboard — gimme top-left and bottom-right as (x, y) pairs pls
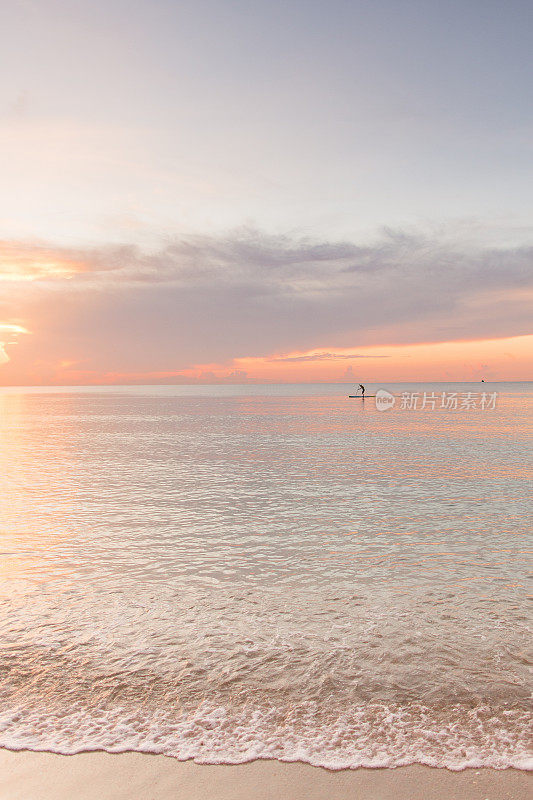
(358, 384), (365, 396)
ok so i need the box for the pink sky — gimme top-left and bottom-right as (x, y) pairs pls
(1, 234), (531, 385)
(2, 3), (532, 385)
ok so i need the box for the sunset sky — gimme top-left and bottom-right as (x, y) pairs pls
(1, 0), (532, 384)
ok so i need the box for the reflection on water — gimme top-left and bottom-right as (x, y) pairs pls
(0, 384), (531, 768)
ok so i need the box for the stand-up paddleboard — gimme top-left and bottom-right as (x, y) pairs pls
(348, 395), (377, 398)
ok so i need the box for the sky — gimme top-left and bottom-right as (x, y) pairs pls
(1, 0), (532, 384)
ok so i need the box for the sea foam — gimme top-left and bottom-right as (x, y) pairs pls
(1, 701), (531, 771)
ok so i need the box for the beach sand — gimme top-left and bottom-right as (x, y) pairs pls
(0, 750), (530, 800)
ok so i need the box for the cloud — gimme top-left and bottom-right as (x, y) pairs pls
(223, 369), (248, 381)
(1, 224), (532, 383)
(267, 352), (389, 362)
(342, 365), (355, 380)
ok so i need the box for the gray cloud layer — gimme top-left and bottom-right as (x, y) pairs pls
(2, 225), (532, 379)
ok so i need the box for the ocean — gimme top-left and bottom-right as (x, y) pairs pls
(0, 382), (531, 770)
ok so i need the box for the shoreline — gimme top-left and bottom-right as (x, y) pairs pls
(1, 749), (531, 800)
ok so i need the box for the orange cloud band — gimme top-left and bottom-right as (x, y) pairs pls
(0, 242), (83, 281)
(32, 334), (531, 385)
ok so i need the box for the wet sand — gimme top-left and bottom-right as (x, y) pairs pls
(0, 749), (530, 800)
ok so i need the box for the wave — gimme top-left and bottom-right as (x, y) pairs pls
(1, 701), (531, 771)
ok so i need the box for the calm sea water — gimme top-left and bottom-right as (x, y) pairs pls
(0, 383), (531, 769)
